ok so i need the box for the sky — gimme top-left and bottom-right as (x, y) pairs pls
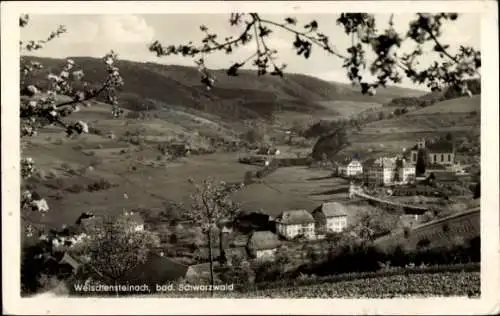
(20, 13), (481, 90)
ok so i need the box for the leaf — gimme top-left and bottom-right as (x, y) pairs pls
(285, 17), (297, 25)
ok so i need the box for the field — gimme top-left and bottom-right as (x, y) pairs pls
(315, 100), (383, 118)
(146, 269), (479, 298)
(339, 95), (481, 159)
(407, 95), (480, 115)
(232, 167), (355, 216)
(242, 271), (480, 298)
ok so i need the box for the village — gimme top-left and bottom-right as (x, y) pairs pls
(15, 10), (485, 300)
(40, 133), (478, 288)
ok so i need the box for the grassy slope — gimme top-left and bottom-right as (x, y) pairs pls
(338, 95), (481, 160)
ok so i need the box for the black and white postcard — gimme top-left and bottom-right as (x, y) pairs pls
(2, 1), (499, 314)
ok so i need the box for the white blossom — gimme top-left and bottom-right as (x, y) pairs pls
(72, 70), (84, 80)
(49, 110), (58, 117)
(47, 73), (60, 81)
(32, 199), (49, 213)
(22, 190), (32, 200)
(77, 121), (89, 133)
(28, 100), (37, 107)
(27, 85), (39, 95)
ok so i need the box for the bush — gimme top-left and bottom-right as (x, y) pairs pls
(65, 183), (85, 193)
(87, 179), (113, 192)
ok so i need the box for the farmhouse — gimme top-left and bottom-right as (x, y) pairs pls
(312, 202), (348, 234)
(337, 159), (363, 177)
(275, 210), (315, 240)
(410, 138), (455, 166)
(247, 231), (281, 260)
(257, 145), (280, 156)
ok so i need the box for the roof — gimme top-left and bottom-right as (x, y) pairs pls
(275, 210), (315, 225)
(317, 202), (348, 218)
(427, 140), (454, 153)
(122, 252), (189, 284)
(226, 246), (248, 258)
(247, 231), (281, 250)
(411, 139), (454, 153)
(59, 252), (81, 270)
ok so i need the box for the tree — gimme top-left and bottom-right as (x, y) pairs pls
(149, 13), (480, 96)
(473, 182), (480, 199)
(311, 126), (349, 161)
(445, 132), (454, 142)
(19, 15), (124, 238)
(85, 214), (161, 283)
(186, 178), (243, 296)
(242, 124), (265, 145)
(416, 148), (427, 176)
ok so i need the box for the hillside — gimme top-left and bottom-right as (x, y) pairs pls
(320, 94), (481, 161)
(21, 56), (425, 123)
(406, 95), (480, 115)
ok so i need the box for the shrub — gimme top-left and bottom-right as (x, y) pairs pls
(52, 191), (64, 200)
(87, 179), (113, 192)
(65, 183), (85, 193)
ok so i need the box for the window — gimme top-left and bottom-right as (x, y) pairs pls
(412, 152), (417, 162)
(447, 154), (451, 162)
(441, 154), (444, 162)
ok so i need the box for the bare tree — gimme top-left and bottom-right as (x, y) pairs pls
(186, 178), (243, 295)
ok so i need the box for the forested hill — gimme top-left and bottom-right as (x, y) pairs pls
(22, 56), (426, 121)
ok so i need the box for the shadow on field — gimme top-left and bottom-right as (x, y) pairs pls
(306, 176), (333, 181)
(310, 187), (348, 196)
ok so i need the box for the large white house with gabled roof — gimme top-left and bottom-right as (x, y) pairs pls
(312, 202), (348, 234)
(275, 210), (315, 240)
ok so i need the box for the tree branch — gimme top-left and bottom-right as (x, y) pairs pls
(417, 13), (460, 64)
(257, 16), (346, 59)
(55, 81), (110, 108)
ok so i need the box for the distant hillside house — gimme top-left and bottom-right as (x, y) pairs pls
(275, 210), (315, 240)
(410, 138), (455, 166)
(337, 159), (363, 177)
(257, 146), (280, 156)
(364, 156), (415, 186)
(312, 202), (348, 234)
(247, 231), (281, 259)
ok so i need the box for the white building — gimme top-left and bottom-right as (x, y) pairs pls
(410, 138), (455, 166)
(364, 156), (416, 186)
(312, 202), (349, 234)
(338, 159), (363, 177)
(275, 210), (315, 240)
